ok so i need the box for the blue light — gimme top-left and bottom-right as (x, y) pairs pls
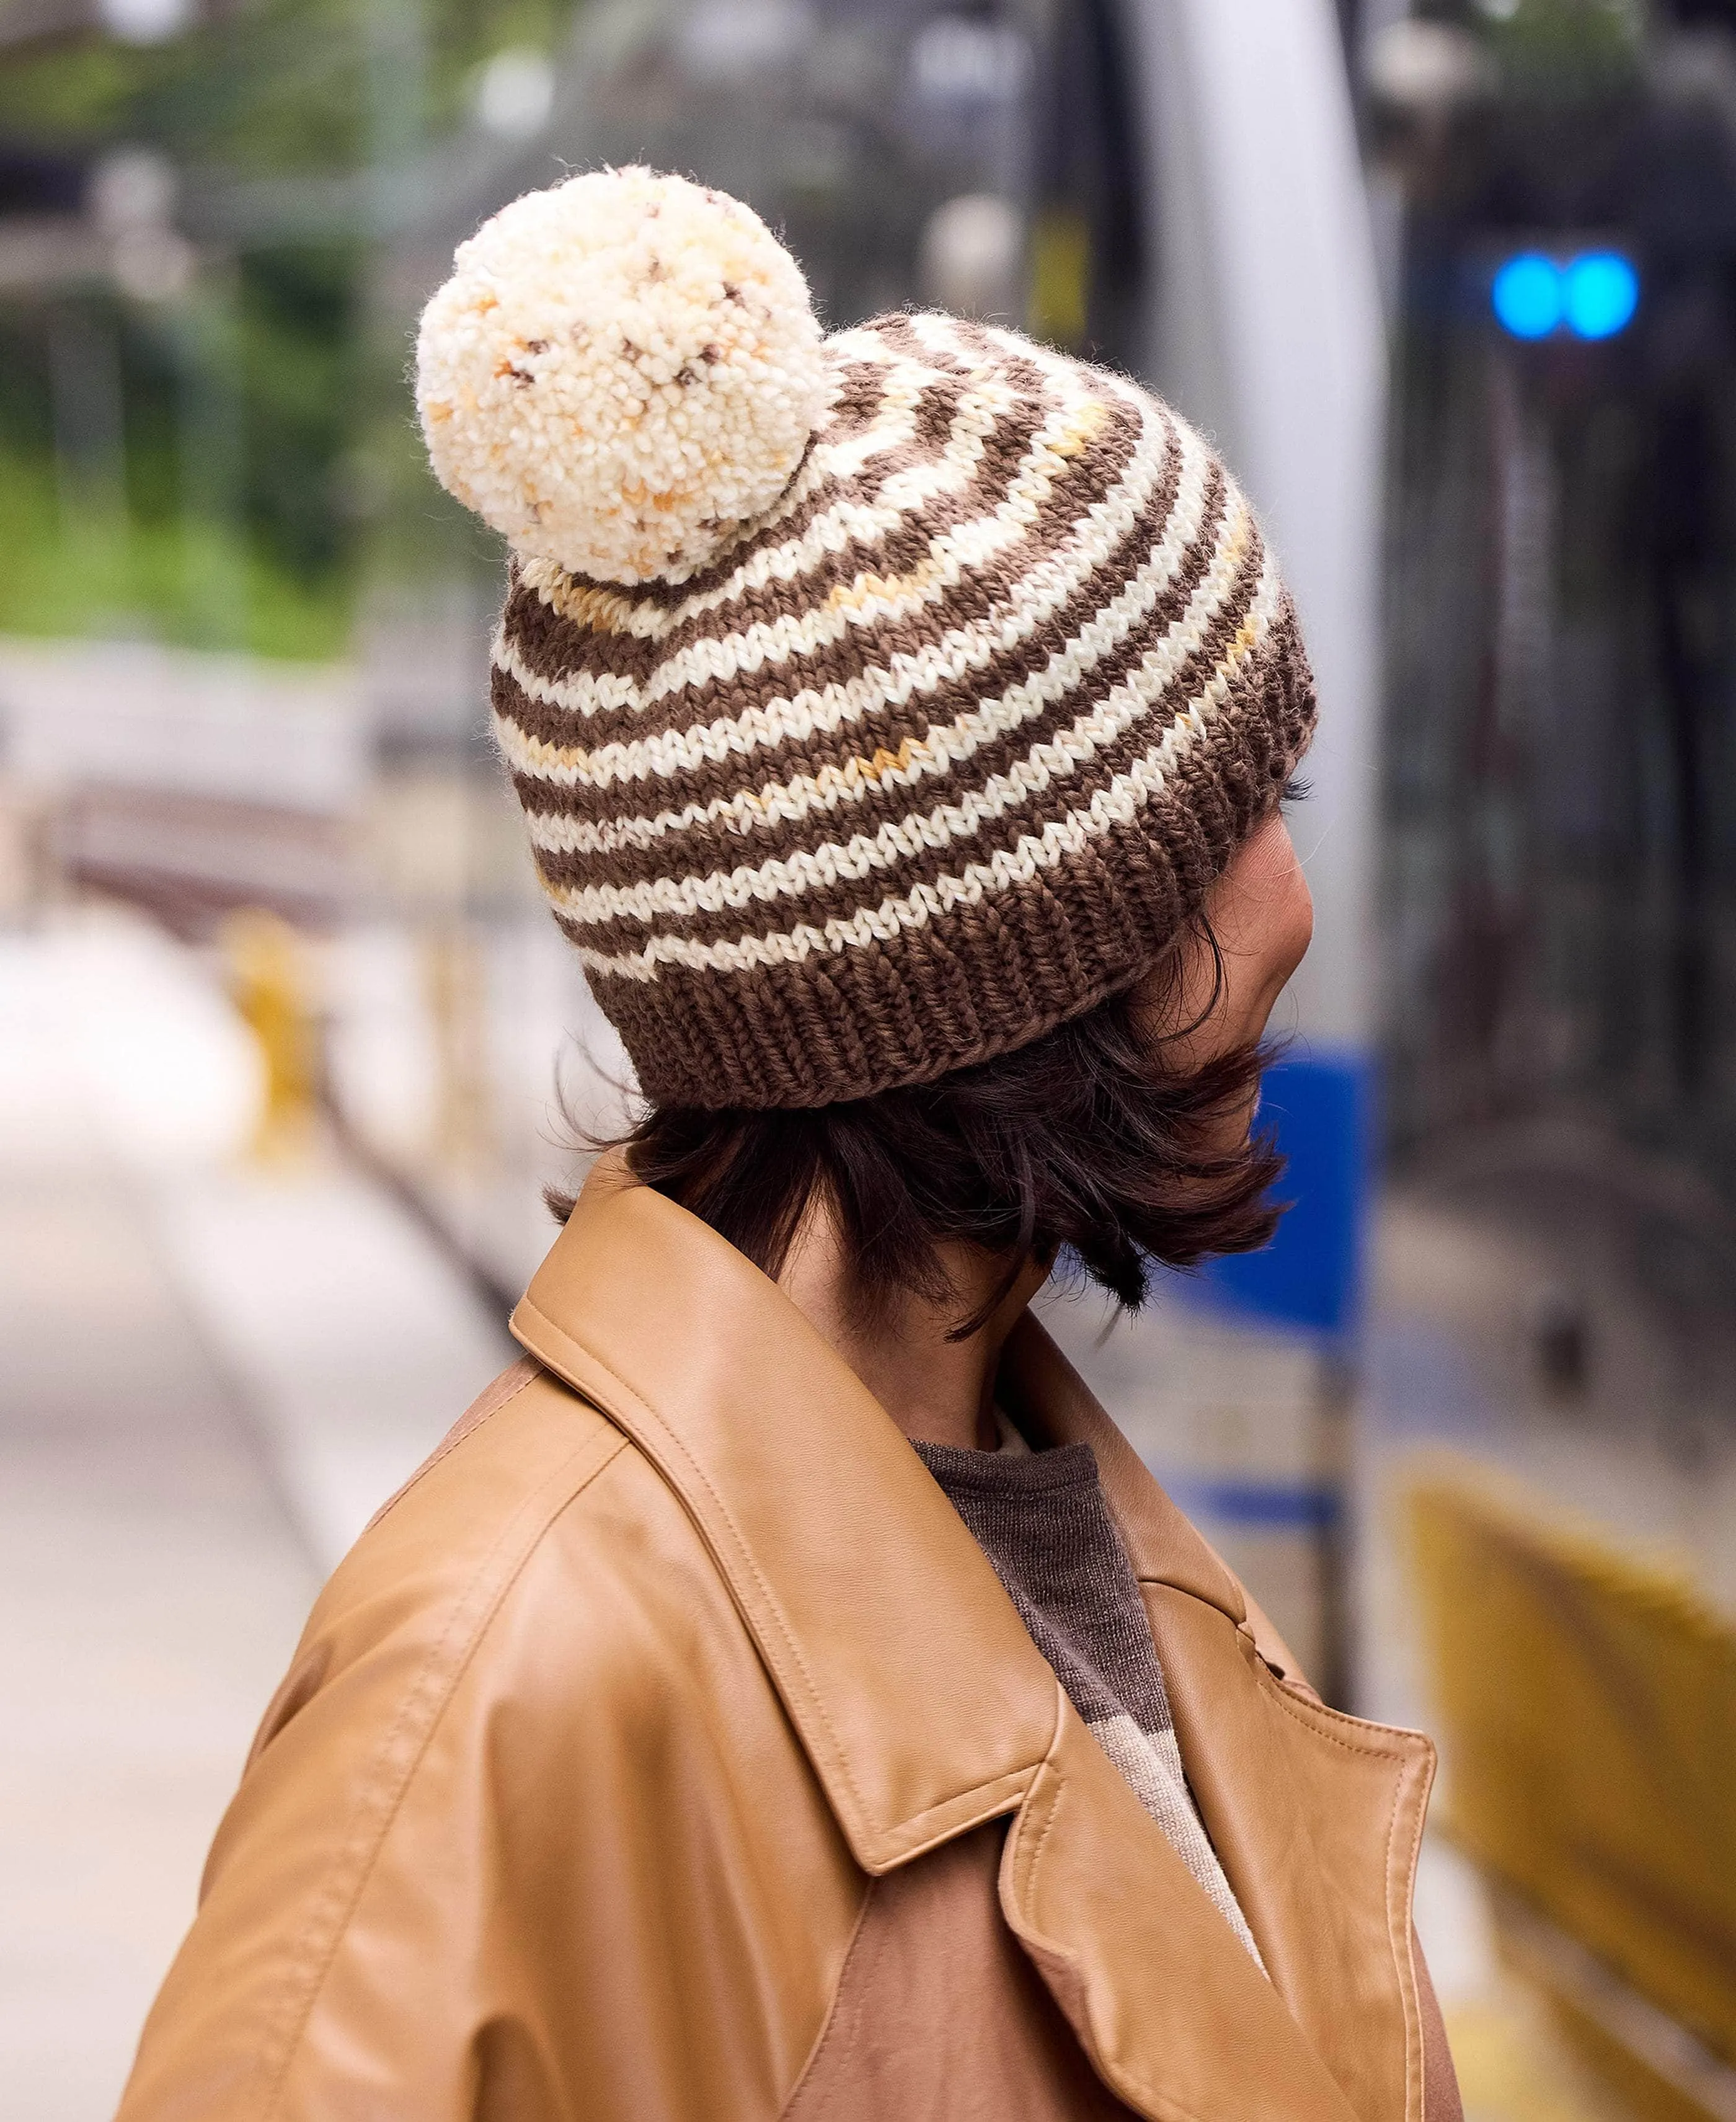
(1563, 251), (1639, 339)
(1493, 254), (1563, 339)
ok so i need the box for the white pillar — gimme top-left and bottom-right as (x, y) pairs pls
(1135, 0), (1385, 1053)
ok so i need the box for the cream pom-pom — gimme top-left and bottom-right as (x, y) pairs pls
(416, 167), (828, 586)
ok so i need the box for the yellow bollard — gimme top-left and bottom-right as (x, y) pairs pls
(423, 921), (492, 1173)
(222, 907), (320, 1163)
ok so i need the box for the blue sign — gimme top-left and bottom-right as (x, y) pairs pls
(1159, 1476), (1344, 1531)
(1180, 1050), (1373, 1341)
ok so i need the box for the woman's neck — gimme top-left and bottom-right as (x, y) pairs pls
(776, 1210), (1049, 1450)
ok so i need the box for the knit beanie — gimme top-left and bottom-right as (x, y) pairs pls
(416, 167), (1316, 1111)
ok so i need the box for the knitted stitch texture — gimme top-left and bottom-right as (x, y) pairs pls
(422, 172), (1317, 1110)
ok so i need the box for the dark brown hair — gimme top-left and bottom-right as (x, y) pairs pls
(555, 917), (1286, 1337)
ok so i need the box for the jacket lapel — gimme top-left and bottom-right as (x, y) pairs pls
(1006, 1316), (1437, 2122)
(510, 1162), (1427, 2122)
(1141, 1586), (1434, 2122)
(1001, 1700), (1360, 2122)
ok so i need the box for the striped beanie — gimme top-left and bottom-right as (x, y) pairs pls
(417, 167), (1316, 1111)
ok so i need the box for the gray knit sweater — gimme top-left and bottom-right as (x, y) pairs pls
(914, 1432), (1265, 1969)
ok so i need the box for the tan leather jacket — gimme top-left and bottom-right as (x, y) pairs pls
(118, 1158), (1459, 2122)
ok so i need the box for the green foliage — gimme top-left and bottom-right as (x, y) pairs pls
(0, 445), (351, 660)
(0, 268), (361, 654)
(0, 0), (583, 169)
(0, 0), (583, 659)
(237, 245), (361, 582)
(0, 40), (140, 144)
(422, 0), (576, 136)
(142, 1), (372, 177)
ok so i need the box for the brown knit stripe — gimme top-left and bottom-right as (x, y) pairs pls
(495, 489), (1207, 851)
(505, 453), (1243, 862)
(500, 331), (1141, 668)
(497, 422), (1112, 732)
(494, 397), (1173, 778)
(567, 662), (1306, 1112)
(535, 549), (1282, 972)
(495, 352), (939, 654)
(535, 622), (1277, 970)
(503, 345), (911, 617)
(683, 313), (1023, 585)
(523, 494), (1264, 928)
(503, 319), (1134, 709)
(500, 332), (1085, 664)
(491, 400), (1186, 809)
(506, 445), (1226, 884)
(572, 872), (1162, 1109)
(505, 391), (1019, 670)
(498, 401), (1068, 699)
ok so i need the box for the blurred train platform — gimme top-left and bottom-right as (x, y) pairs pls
(1360, 1182), (1736, 2122)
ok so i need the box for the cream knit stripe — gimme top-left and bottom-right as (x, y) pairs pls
(494, 416), (1196, 792)
(494, 370), (1153, 722)
(497, 407), (1162, 752)
(519, 435), (1216, 859)
(499, 386), (1136, 724)
(906, 310), (992, 362)
(515, 360), (919, 633)
(500, 474), (1225, 824)
(918, 311), (1102, 401)
(496, 411), (1181, 794)
(541, 540), (1273, 932)
(498, 439), (1218, 807)
(496, 380), (1164, 745)
(507, 372), (1027, 698)
(870, 380), (1030, 516)
(843, 308), (1082, 394)
(557, 567), (1276, 982)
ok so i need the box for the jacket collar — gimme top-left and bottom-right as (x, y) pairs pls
(513, 1153), (1056, 1863)
(512, 1156), (1427, 2122)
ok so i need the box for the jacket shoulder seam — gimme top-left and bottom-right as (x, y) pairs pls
(362, 1356), (546, 1535)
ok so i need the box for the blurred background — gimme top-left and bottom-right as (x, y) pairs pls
(2, 0), (1734, 2115)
